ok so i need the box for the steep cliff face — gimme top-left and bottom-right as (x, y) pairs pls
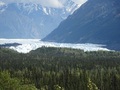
(43, 0), (120, 50)
(0, 0), (79, 38)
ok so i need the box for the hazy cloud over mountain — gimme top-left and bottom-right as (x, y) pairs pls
(0, 1), (5, 6)
(72, 0), (87, 5)
(0, 0), (87, 8)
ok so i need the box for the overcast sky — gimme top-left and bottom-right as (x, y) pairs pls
(0, 0), (87, 8)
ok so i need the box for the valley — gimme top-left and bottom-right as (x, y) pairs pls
(0, 0), (120, 90)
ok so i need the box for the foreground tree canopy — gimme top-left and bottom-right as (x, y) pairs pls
(0, 47), (120, 90)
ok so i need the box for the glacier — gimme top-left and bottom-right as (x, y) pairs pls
(0, 39), (110, 53)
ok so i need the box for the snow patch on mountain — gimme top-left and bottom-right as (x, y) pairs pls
(0, 39), (110, 53)
(43, 7), (49, 15)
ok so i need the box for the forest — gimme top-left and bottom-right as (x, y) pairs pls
(0, 47), (120, 90)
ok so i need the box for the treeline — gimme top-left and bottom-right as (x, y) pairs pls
(0, 47), (120, 90)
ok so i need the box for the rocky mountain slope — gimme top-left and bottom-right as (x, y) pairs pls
(43, 0), (120, 50)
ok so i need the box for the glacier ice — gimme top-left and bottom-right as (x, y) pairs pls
(0, 39), (110, 53)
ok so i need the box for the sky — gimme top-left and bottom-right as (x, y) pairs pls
(0, 0), (87, 8)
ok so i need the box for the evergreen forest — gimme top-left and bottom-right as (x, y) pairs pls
(0, 47), (120, 90)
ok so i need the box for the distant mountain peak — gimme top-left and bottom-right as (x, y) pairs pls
(0, 0), (80, 39)
(15, 0), (79, 15)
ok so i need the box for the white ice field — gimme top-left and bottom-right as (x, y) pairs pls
(0, 39), (110, 53)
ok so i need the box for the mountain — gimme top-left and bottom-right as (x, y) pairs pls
(43, 0), (120, 50)
(0, 0), (79, 39)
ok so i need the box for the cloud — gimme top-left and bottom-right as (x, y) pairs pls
(0, 1), (5, 6)
(38, 0), (63, 8)
(72, 0), (87, 5)
(0, 0), (63, 8)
